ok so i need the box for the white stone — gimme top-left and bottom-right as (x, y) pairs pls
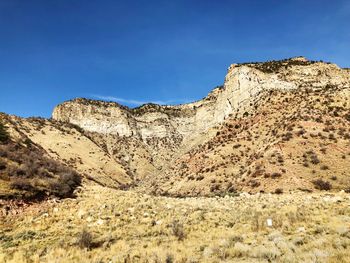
(267, 218), (273, 227)
(297, 227), (306, 233)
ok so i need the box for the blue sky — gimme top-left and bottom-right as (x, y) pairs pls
(0, 0), (349, 117)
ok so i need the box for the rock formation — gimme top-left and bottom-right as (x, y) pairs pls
(52, 57), (350, 143)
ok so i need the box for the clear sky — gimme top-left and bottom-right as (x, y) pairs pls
(0, 0), (349, 117)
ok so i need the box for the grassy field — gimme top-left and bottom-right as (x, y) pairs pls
(1, 184), (350, 263)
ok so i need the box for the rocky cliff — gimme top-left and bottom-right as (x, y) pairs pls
(52, 57), (350, 144)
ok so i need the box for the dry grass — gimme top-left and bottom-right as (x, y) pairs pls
(1, 185), (349, 262)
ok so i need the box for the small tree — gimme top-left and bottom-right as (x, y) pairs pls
(0, 122), (9, 143)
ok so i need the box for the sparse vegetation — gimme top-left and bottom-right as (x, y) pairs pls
(239, 57), (319, 73)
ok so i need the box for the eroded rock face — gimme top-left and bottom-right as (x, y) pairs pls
(52, 57), (350, 143)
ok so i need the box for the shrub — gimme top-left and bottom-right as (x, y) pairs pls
(277, 156), (284, 163)
(345, 113), (350, 122)
(0, 122), (9, 143)
(310, 154), (320, 165)
(210, 184), (220, 192)
(297, 129), (305, 136)
(196, 175), (204, 181)
(0, 160), (6, 170)
(274, 188), (283, 194)
(226, 182), (236, 193)
(271, 172), (282, 179)
(312, 179), (332, 191)
(171, 220), (186, 241)
(320, 165), (329, 170)
(77, 229), (93, 250)
(165, 254), (174, 263)
(282, 132), (293, 141)
(328, 133), (335, 140)
(250, 180), (260, 188)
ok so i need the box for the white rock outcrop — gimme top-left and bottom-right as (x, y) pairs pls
(52, 58), (350, 142)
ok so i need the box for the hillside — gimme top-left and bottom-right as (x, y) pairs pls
(1, 115), (132, 191)
(49, 57), (350, 196)
(152, 85), (350, 196)
(1, 57), (350, 262)
(0, 114), (81, 201)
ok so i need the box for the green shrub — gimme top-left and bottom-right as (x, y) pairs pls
(0, 122), (9, 143)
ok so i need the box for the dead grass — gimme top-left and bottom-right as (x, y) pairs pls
(1, 185), (349, 262)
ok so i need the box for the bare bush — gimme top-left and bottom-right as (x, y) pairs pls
(77, 229), (93, 250)
(312, 179), (332, 191)
(171, 220), (186, 241)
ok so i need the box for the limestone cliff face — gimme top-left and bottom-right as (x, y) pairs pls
(52, 57), (350, 142)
